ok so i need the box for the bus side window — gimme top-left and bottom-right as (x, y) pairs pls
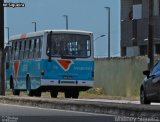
(28, 39), (32, 59)
(33, 39), (37, 58)
(6, 46), (11, 62)
(15, 41), (20, 60)
(24, 40), (30, 59)
(11, 42), (14, 60)
(18, 41), (21, 60)
(38, 37), (42, 58)
(23, 40), (26, 59)
(36, 38), (40, 58)
(14, 41), (17, 60)
(34, 38), (41, 58)
(87, 40), (91, 56)
(29, 39), (34, 59)
(19, 41), (24, 60)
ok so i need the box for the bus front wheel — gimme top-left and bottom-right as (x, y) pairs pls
(26, 75), (34, 97)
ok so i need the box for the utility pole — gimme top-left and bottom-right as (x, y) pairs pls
(0, 0), (5, 95)
(32, 22), (37, 32)
(148, 0), (154, 69)
(5, 27), (9, 42)
(104, 7), (111, 58)
(63, 15), (68, 30)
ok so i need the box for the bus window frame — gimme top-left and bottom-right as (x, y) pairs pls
(46, 33), (92, 58)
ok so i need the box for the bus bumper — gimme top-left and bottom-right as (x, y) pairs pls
(40, 79), (94, 88)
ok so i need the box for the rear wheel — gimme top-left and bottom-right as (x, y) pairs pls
(64, 89), (79, 99)
(12, 89), (20, 96)
(140, 88), (150, 104)
(50, 90), (58, 98)
(64, 90), (72, 98)
(72, 90), (79, 99)
(10, 76), (14, 89)
(34, 90), (41, 97)
(27, 90), (34, 97)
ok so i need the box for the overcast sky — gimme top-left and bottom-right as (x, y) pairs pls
(4, 0), (120, 57)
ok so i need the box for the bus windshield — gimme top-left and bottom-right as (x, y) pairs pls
(47, 33), (91, 58)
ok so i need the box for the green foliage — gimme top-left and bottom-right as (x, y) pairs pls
(86, 88), (105, 95)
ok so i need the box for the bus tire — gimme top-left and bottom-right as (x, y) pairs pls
(50, 90), (58, 98)
(64, 90), (72, 98)
(72, 90), (79, 99)
(27, 90), (34, 97)
(35, 90), (41, 97)
(12, 89), (20, 96)
(10, 76), (14, 89)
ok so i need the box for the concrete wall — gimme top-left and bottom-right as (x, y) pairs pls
(94, 57), (149, 97)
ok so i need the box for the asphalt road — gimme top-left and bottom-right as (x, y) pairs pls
(0, 103), (115, 122)
(76, 98), (160, 105)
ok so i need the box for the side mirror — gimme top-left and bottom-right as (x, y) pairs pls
(46, 49), (51, 62)
(143, 70), (150, 78)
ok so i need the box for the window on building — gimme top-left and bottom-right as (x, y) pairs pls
(121, 47), (126, 56)
(156, 44), (160, 54)
(140, 45), (147, 55)
(159, 0), (160, 15)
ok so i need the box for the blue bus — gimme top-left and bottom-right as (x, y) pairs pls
(5, 30), (94, 98)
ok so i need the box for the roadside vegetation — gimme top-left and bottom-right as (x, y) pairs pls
(5, 88), (139, 100)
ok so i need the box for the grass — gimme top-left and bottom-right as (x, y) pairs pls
(4, 88), (139, 100)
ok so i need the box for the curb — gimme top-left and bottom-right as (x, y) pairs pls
(0, 96), (159, 118)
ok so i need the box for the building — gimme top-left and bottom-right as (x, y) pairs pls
(121, 0), (160, 56)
